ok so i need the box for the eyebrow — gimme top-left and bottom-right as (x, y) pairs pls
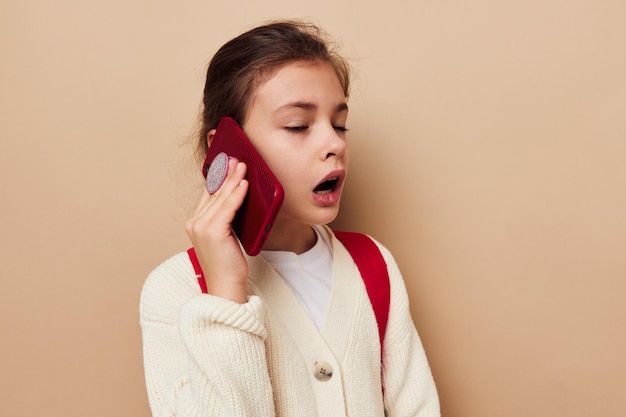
(273, 101), (349, 114)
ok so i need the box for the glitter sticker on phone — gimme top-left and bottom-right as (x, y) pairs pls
(205, 152), (229, 194)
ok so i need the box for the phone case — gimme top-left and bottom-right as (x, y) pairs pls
(202, 116), (284, 256)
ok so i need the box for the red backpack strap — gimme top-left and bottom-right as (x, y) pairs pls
(187, 247), (208, 294)
(188, 234), (391, 348)
(188, 232), (389, 402)
(332, 230), (390, 353)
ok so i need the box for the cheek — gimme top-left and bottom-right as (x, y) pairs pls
(265, 148), (304, 176)
(273, 161), (302, 190)
(269, 160), (309, 200)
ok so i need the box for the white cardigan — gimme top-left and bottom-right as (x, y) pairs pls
(140, 225), (440, 416)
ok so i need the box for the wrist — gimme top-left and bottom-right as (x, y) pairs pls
(206, 281), (248, 304)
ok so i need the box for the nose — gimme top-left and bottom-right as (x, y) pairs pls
(320, 125), (348, 160)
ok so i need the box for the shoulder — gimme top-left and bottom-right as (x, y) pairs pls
(348, 233), (405, 298)
(322, 225), (399, 271)
(327, 227), (406, 295)
(139, 251), (201, 324)
(362, 234), (397, 268)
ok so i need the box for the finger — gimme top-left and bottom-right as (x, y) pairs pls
(216, 177), (249, 223)
(191, 187), (213, 217)
(191, 158), (245, 218)
(213, 159), (247, 198)
(187, 162), (248, 235)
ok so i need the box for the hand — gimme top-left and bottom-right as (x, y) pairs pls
(185, 158), (249, 303)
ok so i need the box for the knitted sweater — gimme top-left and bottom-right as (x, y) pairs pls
(140, 225), (440, 416)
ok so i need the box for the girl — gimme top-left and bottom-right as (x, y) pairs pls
(140, 20), (440, 417)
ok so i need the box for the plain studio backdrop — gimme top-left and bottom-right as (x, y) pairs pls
(1, 1), (625, 416)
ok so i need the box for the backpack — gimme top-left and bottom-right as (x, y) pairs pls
(186, 230), (390, 354)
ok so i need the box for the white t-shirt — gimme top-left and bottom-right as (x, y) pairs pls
(260, 227), (333, 330)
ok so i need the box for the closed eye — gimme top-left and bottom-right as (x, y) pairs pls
(286, 126), (309, 132)
(333, 126), (349, 133)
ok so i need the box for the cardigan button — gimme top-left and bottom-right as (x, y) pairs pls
(313, 361), (333, 381)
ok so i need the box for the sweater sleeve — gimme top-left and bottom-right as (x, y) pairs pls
(139, 253), (275, 417)
(374, 243), (441, 417)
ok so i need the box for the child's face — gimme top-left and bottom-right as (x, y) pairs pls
(242, 60), (350, 229)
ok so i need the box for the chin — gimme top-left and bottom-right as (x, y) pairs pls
(311, 206), (341, 226)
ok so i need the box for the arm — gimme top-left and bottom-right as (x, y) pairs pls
(377, 245), (441, 417)
(140, 256), (275, 417)
(185, 158), (250, 304)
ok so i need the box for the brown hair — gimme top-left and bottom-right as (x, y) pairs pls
(195, 20), (350, 159)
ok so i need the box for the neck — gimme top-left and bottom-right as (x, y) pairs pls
(262, 221), (317, 254)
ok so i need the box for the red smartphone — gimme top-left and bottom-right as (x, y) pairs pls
(202, 116), (284, 256)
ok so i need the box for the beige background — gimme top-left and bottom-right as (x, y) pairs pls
(1, 1), (625, 416)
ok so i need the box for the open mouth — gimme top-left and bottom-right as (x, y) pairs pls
(314, 176), (340, 194)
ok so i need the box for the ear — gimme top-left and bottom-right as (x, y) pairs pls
(206, 129), (217, 148)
